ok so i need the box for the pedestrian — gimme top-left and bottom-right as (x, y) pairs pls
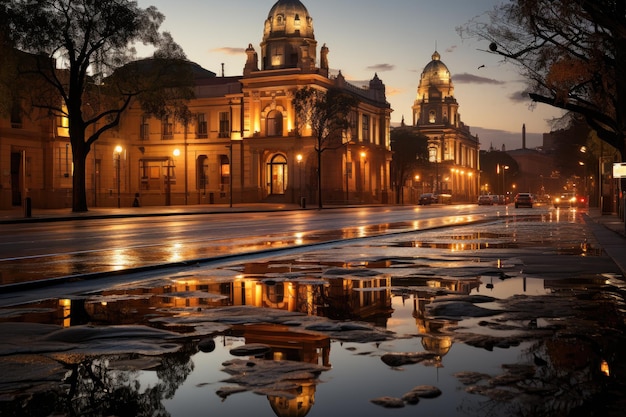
(132, 193), (140, 207)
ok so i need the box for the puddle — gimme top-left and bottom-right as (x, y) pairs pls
(1, 217), (625, 417)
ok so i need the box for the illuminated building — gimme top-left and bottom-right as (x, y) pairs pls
(402, 51), (480, 202)
(0, 0), (392, 208)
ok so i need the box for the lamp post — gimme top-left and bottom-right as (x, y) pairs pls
(114, 145), (122, 208)
(360, 151), (366, 203)
(225, 144), (233, 208)
(296, 153), (303, 207)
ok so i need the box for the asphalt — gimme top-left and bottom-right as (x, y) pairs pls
(1, 203), (625, 277)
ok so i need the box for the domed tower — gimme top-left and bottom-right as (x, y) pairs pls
(412, 51), (459, 127)
(261, 0), (317, 71)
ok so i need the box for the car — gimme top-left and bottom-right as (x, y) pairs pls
(491, 195), (507, 205)
(514, 193), (534, 208)
(477, 195), (493, 205)
(553, 193), (586, 208)
(418, 193), (437, 205)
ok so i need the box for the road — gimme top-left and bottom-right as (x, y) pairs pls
(0, 205), (497, 287)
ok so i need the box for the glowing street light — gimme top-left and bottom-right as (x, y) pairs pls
(114, 145), (123, 208)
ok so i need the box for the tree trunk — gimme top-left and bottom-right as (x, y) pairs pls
(317, 146), (323, 209)
(70, 127), (89, 212)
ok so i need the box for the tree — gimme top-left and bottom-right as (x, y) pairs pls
(3, 0), (194, 212)
(390, 127), (429, 203)
(459, 0), (626, 156)
(293, 86), (358, 209)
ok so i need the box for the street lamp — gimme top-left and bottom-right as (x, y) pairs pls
(114, 145), (122, 208)
(296, 153), (303, 207)
(166, 148), (180, 206)
(360, 151), (367, 203)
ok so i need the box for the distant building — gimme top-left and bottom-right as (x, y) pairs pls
(1, 0), (392, 209)
(399, 51), (480, 202)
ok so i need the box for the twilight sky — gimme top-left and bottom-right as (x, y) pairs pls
(136, 0), (564, 150)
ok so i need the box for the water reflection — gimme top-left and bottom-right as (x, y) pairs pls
(1, 215), (624, 417)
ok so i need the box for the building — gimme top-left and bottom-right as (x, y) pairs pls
(406, 51), (480, 202)
(0, 0), (392, 209)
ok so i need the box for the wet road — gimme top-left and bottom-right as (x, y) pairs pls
(0, 205), (492, 286)
(1, 204), (624, 417)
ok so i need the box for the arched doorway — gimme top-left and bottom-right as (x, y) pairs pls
(267, 154), (288, 195)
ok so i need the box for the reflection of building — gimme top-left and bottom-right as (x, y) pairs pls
(1, 0), (392, 209)
(404, 51), (480, 202)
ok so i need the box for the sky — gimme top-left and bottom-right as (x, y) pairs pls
(136, 0), (565, 151)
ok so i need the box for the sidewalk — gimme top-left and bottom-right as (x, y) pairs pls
(0, 203), (304, 224)
(585, 208), (626, 277)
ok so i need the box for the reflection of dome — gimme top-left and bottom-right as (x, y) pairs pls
(421, 335), (453, 357)
(268, 383), (316, 417)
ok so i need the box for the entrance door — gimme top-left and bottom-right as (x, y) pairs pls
(268, 154), (288, 195)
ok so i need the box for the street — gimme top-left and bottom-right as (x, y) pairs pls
(0, 205), (489, 286)
(1, 204), (625, 417)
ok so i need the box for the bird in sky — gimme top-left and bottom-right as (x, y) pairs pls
(478, 64), (485, 69)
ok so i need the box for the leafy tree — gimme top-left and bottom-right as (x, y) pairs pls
(390, 127), (429, 203)
(459, 0), (626, 159)
(3, 0), (194, 212)
(293, 86), (358, 209)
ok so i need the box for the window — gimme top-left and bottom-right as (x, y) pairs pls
(219, 112), (230, 138)
(10, 99), (22, 128)
(220, 154), (230, 194)
(140, 115), (149, 141)
(196, 155), (208, 191)
(266, 110), (283, 137)
(162, 116), (173, 139)
(361, 114), (370, 142)
(271, 46), (284, 67)
(196, 113), (207, 138)
(429, 110), (436, 124)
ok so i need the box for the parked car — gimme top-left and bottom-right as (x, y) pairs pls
(418, 193), (437, 205)
(553, 192), (587, 208)
(491, 195), (507, 205)
(514, 193), (534, 208)
(477, 195), (493, 205)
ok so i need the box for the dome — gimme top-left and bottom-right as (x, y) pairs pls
(264, 0), (314, 40)
(261, 0), (317, 71)
(418, 51), (454, 98)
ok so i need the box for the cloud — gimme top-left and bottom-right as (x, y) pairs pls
(211, 47), (245, 55)
(453, 73), (505, 85)
(366, 63), (395, 72)
(508, 90), (531, 103)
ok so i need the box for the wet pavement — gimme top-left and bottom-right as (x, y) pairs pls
(0, 205), (625, 416)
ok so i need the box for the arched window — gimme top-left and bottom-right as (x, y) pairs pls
(267, 154), (288, 195)
(429, 110), (436, 124)
(196, 155), (208, 192)
(266, 110), (283, 137)
(220, 155), (230, 193)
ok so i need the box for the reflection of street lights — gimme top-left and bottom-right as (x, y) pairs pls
(114, 145), (122, 208)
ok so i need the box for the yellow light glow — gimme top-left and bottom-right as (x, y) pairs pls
(114, 145), (123, 154)
(173, 148), (181, 157)
(600, 360), (610, 376)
